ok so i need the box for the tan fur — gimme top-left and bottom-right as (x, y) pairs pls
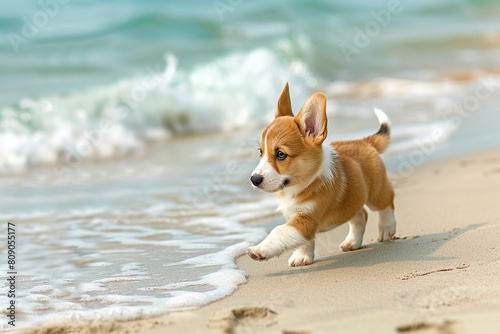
(247, 83), (396, 265)
(284, 139), (395, 239)
(363, 129), (391, 153)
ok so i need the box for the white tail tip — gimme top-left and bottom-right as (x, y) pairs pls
(373, 108), (390, 126)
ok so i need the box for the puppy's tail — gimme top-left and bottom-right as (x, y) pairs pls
(363, 108), (391, 154)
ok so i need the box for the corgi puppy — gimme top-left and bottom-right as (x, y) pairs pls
(247, 83), (396, 267)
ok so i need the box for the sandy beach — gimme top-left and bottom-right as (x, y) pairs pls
(17, 146), (500, 334)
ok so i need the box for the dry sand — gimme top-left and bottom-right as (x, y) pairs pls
(17, 147), (500, 334)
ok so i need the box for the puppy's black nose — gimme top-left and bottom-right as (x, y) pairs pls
(250, 174), (263, 186)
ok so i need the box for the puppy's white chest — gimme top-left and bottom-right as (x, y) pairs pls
(277, 195), (297, 218)
(277, 193), (314, 219)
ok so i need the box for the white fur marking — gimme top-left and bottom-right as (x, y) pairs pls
(374, 108), (390, 126)
(339, 210), (366, 251)
(378, 206), (396, 241)
(252, 126), (271, 176)
(320, 144), (336, 183)
(278, 196), (315, 219)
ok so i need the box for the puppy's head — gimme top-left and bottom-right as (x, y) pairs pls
(251, 83), (328, 193)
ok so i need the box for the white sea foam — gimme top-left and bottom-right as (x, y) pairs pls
(0, 48), (313, 175)
(325, 78), (457, 99)
(2, 195), (273, 329)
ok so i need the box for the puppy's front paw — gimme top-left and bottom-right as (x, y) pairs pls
(288, 253), (313, 267)
(247, 246), (269, 261)
(288, 245), (314, 267)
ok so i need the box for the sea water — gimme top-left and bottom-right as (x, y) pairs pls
(1, 0), (500, 328)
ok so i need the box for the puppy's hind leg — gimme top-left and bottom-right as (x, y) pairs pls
(339, 209), (367, 251)
(378, 205), (396, 242)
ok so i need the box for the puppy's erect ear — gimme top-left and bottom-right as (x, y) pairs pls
(295, 93), (328, 145)
(275, 82), (293, 118)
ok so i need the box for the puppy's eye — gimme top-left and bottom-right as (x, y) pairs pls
(258, 148), (262, 157)
(276, 150), (287, 161)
